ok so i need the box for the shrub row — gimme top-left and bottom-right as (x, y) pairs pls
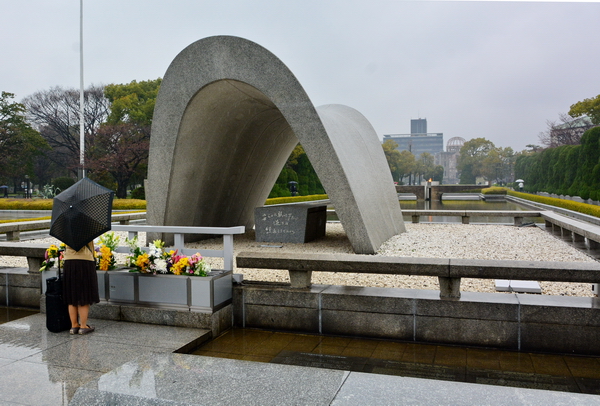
(0, 199), (147, 211)
(264, 194), (329, 206)
(0, 195), (333, 211)
(514, 127), (600, 200)
(508, 190), (600, 218)
(481, 187), (508, 195)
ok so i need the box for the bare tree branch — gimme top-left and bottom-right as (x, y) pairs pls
(22, 85), (109, 174)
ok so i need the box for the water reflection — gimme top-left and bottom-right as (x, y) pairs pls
(400, 200), (528, 211)
(326, 200), (541, 224)
(0, 307), (38, 324)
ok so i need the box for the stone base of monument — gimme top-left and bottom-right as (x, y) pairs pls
(254, 201), (327, 244)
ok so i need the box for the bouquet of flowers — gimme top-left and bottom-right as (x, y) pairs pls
(126, 238), (211, 276)
(126, 237), (173, 274)
(39, 243), (65, 272)
(96, 232), (120, 271)
(170, 252), (211, 276)
(188, 253), (211, 277)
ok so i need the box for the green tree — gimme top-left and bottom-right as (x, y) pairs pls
(430, 165), (444, 182)
(397, 150), (416, 184)
(514, 127), (600, 198)
(457, 138), (495, 184)
(569, 94), (600, 125)
(268, 144), (324, 198)
(481, 147), (515, 185)
(0, 92), (47, 184)
(416, 152), (435, 183)
(104, 78), (162, 125)
(382, 139), (403, 181)
(87, 79), (162, 198)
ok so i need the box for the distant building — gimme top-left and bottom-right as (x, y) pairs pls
(383, 119), (467, 184)
(411, 118), (427, 135)
(383, 118), (443, 158)
(549, 116), (596, 147)
(434, 137), (465, 184)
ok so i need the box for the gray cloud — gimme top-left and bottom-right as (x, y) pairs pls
(1, 0), (598, 151)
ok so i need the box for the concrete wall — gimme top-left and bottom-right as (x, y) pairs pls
(234, 283), (600, 356)
(0, 268), (41, 309)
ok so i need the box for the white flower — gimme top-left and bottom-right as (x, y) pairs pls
(126, 236), (140, 250)
(155, 258), (168, 274)
(149, 245), (162, 257)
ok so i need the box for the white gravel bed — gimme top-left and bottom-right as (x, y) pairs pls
(2, 223), (596, 297)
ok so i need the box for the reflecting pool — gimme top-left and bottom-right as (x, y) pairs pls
(327, 199), (542, 224)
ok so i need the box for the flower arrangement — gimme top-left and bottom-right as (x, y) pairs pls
(39, 243), (65, 272)
(96, 232), (120, 271)
(126, 237), (171, 274)
(171, 252), (211, 276)
(126, 237), (211, 276)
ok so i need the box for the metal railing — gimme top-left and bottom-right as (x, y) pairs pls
(111, 225), (245, 271)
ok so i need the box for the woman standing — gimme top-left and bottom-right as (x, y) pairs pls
(63, 241), (99, 335)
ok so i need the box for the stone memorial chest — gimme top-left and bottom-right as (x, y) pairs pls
(254, 201), (327, 243)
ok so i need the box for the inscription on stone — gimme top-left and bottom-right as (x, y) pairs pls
(255, 202), (327, 243)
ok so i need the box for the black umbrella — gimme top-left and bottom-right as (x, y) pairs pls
(50, 177), (114, 251)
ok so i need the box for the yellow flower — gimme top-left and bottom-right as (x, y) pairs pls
(171, 257), (189, 275)
(136, 253), (150, 271)
(99, 245), (112, 271)
(46, 244), (59, 258)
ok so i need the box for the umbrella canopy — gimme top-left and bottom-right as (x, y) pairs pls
(50, 177), (114, 251)
(515, 179), (524, 183)
(0, 185), (8, 188)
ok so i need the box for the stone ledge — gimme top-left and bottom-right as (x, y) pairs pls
(234, 283), (600, 355)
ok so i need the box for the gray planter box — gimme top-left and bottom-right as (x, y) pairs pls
(104, 269), (233, 312)
(138, 273), (188, 308)
(97, 271), (107, 300)
(190, 271), (233, 311)
(107, 270), (136, 303)
(44, 267), (233, 312)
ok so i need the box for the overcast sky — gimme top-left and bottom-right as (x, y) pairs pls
(1, 0), (599, 152)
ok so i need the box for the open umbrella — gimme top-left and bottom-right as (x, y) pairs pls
(515, 179), (524, 183)
(50, 177), (114, 251)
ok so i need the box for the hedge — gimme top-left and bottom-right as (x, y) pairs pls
(0, 199), (147, 210)
(508, 190), (600, 218)
(265, 194), (329, 205)
(481, 187), (508, 195)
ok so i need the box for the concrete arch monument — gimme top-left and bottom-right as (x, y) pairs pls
(147, 36), (405, 254)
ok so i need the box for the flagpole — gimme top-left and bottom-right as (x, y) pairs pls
(79, 0), (86, 179)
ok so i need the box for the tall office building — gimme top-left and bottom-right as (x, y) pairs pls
(383, 118), (443, 158)
(410, 118), (427, 135)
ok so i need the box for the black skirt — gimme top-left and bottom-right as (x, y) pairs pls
(62, 260), (100, 306)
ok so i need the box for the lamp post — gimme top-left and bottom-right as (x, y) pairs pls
(78, 0), (86, 179)
(288, 181), (298, 197)
(25, 175), (30, 199)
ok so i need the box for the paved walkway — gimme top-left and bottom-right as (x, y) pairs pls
(0, 314), (209, 405)
(1, 315), (600, 405)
